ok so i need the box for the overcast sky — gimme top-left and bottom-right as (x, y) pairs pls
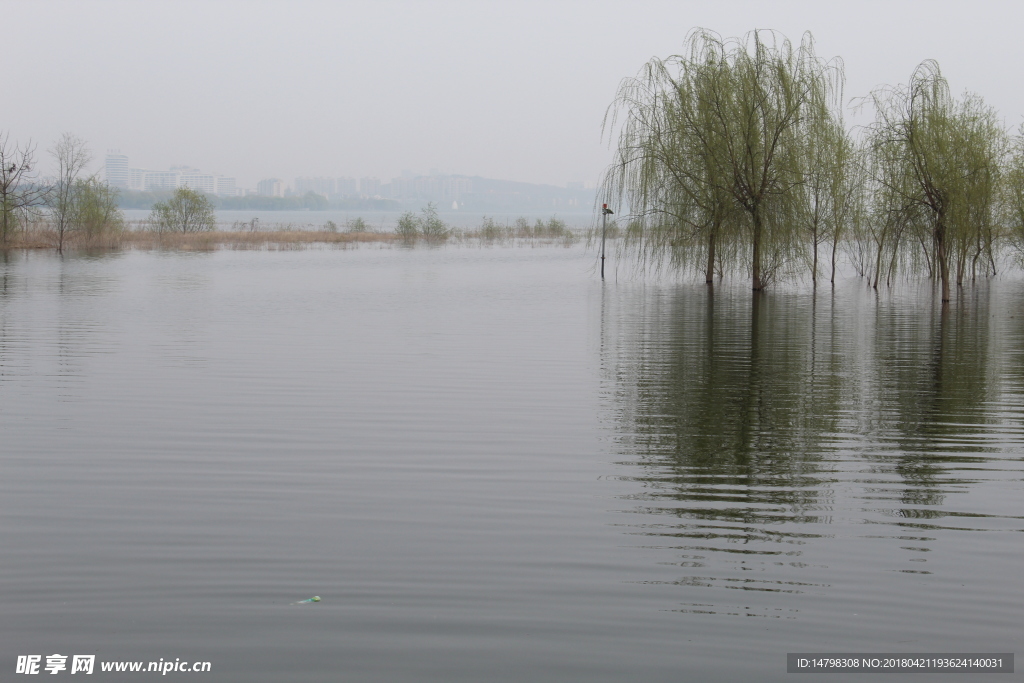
(5, 0), (1023, 190)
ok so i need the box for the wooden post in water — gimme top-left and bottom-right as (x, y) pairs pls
(600, 204), (613, 279)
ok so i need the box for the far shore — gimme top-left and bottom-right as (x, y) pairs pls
(0, 226), (586, 252)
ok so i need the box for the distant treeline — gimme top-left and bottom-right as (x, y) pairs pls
(116, 189), (401, 212)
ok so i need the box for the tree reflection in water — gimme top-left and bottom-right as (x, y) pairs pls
(600, 280), (1013, 616)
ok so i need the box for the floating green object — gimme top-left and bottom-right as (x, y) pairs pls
(291, 596), (321, 605)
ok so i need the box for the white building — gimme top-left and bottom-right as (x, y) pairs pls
(216, 177), (237, 196)
(105, 152), (129, 189)
(129, 168), (146, 190)
(143, 171), (181, 191)
(106, 150), (240, 195)
(179, 173), (216, 194)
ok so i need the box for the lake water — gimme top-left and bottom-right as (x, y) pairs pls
(1, 244), (1021, 681)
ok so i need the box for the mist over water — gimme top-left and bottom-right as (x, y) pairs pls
(1, 245), (1021, 681)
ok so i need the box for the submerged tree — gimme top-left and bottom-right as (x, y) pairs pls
(1004, 126), (1024, 260)
(948, 95), (1004, 285)
(604, 29), (845, 290)
(863, 61), (1006, 302)
(604, 47), (741, 282)
(395, 211), (418, 240)
(418, 202), (450, 240)
(795, 103), (864, 285)
(826, 132), (867, 284)
(393, 203), (450, 242)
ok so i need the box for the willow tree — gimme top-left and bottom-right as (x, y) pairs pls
(864, 61), (1005, 302)
(603, 43), (741, 283)
(604, 29), (844, 290)
(864, 133), (924, 289)
(947, 95), (1004, 284)
(716, 31), (846, 290)
(1005, 126), (1024, 259)
(795, 112), (861, 285)
(826, 130), (867, 284)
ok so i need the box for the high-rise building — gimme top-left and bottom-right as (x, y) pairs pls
(143, 171), (181, 191)
(389, 173), (472, 201)
(216, 177), (237, 196)
(179, 173), (216, 194)
(129, 168), (146, 190)
(256, 178), (285, 197)
(105, 152), (130, 189)
(336, 177), (357, 197)
(295, 177), (336, 197)
(359, 177), (380, 198)
(389, 176), (415, 199)
(118, 156), (236, 195)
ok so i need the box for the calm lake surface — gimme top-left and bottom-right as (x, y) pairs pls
(1, 244), (1022, 681)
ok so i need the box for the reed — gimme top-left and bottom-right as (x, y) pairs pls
(0, 223), (399, 252)
(1, 215), (584, 252)
(122, 229), (399, 250)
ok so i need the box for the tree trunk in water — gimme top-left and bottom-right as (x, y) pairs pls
(872, 233), (885, 290)
(705, 229), (716, 284)
(751, 210), (764, 291)
(935, 220), (951, 303)
(811, 224), (818, 287)
(830, 231), (839, 285)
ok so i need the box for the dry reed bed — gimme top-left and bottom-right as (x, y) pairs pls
(1, 229), (400, 252)
(2, 227), (584, 252)
(125, 230), (400, 250)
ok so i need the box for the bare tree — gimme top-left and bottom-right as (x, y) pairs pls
(0, 132), (47, 244)
(47, 133), (92, 253)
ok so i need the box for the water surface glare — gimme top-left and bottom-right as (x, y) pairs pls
(1, 246), (1021, 681)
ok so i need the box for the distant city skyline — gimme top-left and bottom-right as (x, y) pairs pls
(11, 1), (1023, 198)
(105, 152), (238, 196)
(105, 151), (595, 199)
(90, 146), (596, 198)
(104, 151), (595, 212)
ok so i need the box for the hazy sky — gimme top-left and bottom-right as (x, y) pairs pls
(5, 0), (1023, 190)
